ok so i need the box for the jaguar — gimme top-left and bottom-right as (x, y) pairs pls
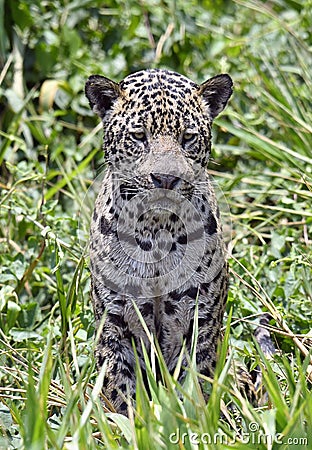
(85, 68), (233, 414)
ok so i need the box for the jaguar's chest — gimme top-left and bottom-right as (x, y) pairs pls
(91, 174), (220, 298)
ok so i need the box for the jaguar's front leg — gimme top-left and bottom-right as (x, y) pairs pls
(95, 317), (137, 414)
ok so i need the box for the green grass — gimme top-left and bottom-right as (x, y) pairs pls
(0, 0), (311, 448)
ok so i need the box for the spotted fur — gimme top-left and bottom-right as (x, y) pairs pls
(85, 68), (233, 414)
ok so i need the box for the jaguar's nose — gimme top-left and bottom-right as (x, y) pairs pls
(150, 173), (181, 190)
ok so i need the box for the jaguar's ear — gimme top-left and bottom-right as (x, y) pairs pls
(85, 75), (121, 119)
(199, 74), (233, 120)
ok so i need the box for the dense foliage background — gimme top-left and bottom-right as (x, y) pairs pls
(0, 0), (311, 448)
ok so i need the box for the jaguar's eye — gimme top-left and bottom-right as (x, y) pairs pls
(182, 131), (196, 145)
(183, 132), (194, 141)
(131, 131), (146, 141)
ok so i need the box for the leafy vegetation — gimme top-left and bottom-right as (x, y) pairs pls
(0, 0), (311, 448)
